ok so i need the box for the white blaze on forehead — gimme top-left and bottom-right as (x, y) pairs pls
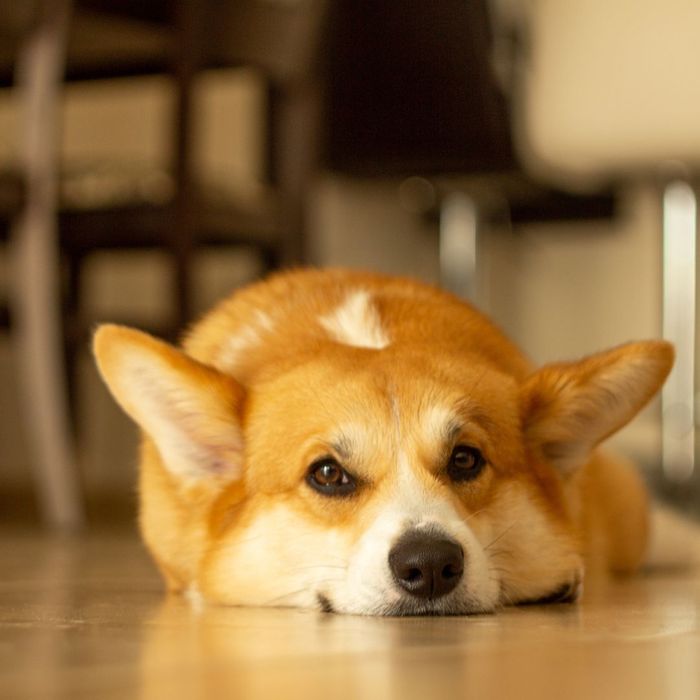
(319, 290), (390, 349)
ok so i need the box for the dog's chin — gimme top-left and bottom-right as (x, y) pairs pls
(317, 592), (495, 617)
(378, 598), (494, 617)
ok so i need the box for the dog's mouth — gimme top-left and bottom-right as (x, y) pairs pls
(316, 593), (336, 614)
(315, 591), (491, 617)
(379, 599), (491, 617)
(316, 576), (582, 616)
(518, 575), (583, 606)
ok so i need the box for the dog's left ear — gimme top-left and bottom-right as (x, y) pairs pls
(93, 324), (245, 486)
(520, 341), (674, 474)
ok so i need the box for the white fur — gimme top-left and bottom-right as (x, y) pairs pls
(319, 291), (390, 350)
(204, 503), (345, 609)
(218, 311), (274, 369)
(490, 487), (584, 604)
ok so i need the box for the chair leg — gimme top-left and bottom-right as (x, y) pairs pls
(169, 0), (206, 331)
(661, 180), (697, 484)
(9, 0), (84, 529)
(269, 82), (321, 266)
(63, 249), (84, 424)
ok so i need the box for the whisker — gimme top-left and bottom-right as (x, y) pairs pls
(262, 587), (313, 606)
(499, 587), (516, 607)
(214, 529), (348, 552)
(464, 507), (488, 523)
(484, 522), (517, 551)
(261, 577), (343, 607)
(289, 564), (348, 572)
(488, 566), (510, 575)
(220, 532), (266, 548)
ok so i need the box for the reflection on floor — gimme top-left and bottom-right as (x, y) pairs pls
(1, 529), (699, 700)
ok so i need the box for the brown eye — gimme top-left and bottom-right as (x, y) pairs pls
(307, 458), (357, 496)
(447, 445), (485, 483)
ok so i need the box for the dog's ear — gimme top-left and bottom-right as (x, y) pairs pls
(93, 324), (245, 486)
(520, 341), (674, 474)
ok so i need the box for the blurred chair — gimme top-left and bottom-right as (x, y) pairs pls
(519, 0), (699, 492)
(56, 0), (327, 370)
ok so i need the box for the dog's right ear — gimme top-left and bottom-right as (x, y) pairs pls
(520, 340), (673, 475)
(93, 325), (245, 486)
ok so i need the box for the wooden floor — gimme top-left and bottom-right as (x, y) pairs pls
(2, 529), (700, 700)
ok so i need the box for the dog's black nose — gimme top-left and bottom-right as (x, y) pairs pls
(388, 531), (464, 599)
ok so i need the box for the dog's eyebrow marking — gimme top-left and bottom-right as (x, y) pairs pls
(431, 401), (498, 436)
(326, 422), (370, 466)
(319, 290), (390, 350)
(424, 405), (461, 444)
(330, 437), (352, 462)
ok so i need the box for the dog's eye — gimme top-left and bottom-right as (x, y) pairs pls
(447, 445), (485, 482)
(307, 458), (357, 496)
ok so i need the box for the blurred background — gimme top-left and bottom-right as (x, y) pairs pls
(1, 0), (698, 529)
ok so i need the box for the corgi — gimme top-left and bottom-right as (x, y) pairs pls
(93, 268), (675, 615)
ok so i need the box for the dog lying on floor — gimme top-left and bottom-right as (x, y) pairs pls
(94, 268), (674, 615)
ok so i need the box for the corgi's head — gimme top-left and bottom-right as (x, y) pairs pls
(93, 276), (673, 616)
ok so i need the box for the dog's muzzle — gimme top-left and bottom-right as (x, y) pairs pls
(388, 530), (464, 600)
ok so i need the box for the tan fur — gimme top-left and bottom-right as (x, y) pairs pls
(93, 268), (674, 615)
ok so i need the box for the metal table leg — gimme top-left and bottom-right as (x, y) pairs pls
(661, 180), (696, 484)
(439, 192), (480, 302)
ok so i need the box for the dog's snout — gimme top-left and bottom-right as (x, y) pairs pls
(388, 532), (464, 599)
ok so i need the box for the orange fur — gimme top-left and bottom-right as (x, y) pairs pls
(94, 268), (673, 614)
